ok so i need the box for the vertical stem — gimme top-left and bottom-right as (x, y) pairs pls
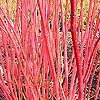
(70, 0), (83, 99)
(60, 0), (68, 98)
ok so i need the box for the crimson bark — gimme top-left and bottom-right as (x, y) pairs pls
(70, 0), (83, 99)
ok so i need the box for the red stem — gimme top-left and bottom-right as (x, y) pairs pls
(70, 0), (83, 99)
